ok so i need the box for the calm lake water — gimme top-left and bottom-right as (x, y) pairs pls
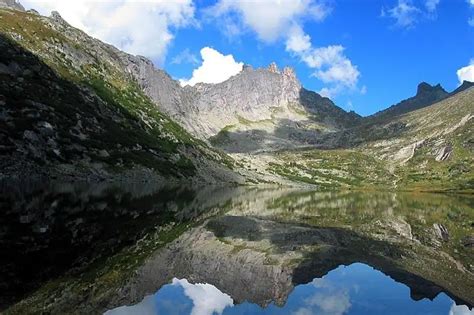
(1, 182), (473, 314)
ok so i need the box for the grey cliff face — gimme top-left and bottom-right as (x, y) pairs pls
(4, 5), (358, 143)
(126, 58), (360, 141)
(0, 0), (24, 11)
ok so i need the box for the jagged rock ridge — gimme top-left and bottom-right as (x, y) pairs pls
(371, 82), (449, 120)
(130, 59), (361, 139)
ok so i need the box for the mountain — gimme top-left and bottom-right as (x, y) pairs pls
(370, 82), (449, 121)
(0, 3), (472, 191)
(0, 7), (240, 183)
(451, 80), (474, 95)
(132, 60), (361, 141)
(264, 87), (473, 190)
(0, 0), (24, 11)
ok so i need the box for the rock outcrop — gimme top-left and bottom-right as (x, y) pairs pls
(0, 0), (24, 11)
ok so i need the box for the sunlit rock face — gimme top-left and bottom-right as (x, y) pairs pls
(127, 56), (361, 141)
(0, 0), (24, 11)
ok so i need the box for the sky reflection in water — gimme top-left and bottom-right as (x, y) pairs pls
(106, 263), (473, 315)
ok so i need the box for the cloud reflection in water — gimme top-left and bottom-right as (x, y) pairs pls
(106, 263), (466, 315)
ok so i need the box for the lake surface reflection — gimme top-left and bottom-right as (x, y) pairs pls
(107, 263), (472, 315)
(0, 182), (473, 314)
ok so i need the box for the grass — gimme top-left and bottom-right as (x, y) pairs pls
(0, 9), (240, 179)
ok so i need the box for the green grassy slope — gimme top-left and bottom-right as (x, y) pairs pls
(0, 9), (236, 181)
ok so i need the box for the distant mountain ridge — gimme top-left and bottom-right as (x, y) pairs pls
(370, 82), (449, 120)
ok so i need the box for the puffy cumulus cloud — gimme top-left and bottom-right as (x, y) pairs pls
(286, 28), (360, 94)
(21, 0), (195, 63)
(172, 278), (233, 315)
(207, 0), (331, 43)
(180, 47), (243, 86)
(457, 59), (474, 84)
(449, 303), (474, 315)
(207, 0), (359, 98)
(285, 25), (312, 53)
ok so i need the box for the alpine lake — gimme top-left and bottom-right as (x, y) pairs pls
(1, 181), (473, 315)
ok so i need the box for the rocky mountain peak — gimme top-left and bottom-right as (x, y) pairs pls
(0, 0), (24, 11)
(268, 62), (279, 74)
(50, 11), (69, 26)
(416, 82), (446, 96)
(242, 64), (253, 71)
(372, 82), (449, 120)
(282, 66), (296, 80)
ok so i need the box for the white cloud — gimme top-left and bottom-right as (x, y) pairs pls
(319, 86), (341, 99)
(293, 278), (352, 315)
(171, 48), (199, 65)
(311, 48), (360, 87)
(383, 0), (422, 28)
(305, 291), (351, 315)
(180, 47), (243, 86)
(286, 29), (360, 94)
(285, 24), (312, 53)
(449, 303), (474, 315)
(425, 0), (440, 12)
(206, 0), (359, 98)
(383, 0), (442, 28)
(457, 59), (474, 84)
(21, 0), (195, 64)
(172, 278), (233, 315)
(208, 0), (331, 43)
(468, 0), (474, 26)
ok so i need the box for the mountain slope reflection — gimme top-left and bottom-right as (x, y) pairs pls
(106, 263), (472, 315)
(2, 184), (473, 314)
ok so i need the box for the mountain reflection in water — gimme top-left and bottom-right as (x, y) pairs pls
(0, 182), (473, 314)
(106, 263), (473, 315)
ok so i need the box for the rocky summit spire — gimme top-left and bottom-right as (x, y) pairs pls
(0, 0), (25, 11)
(282, 67), (296, 80)
(268, 62), (279, 74)
(50, 11), (69, 27)
(416, 82), (446, 96)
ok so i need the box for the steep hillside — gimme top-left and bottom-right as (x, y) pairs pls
(264, 87), (473, 191)
(0, 7), (239, 183)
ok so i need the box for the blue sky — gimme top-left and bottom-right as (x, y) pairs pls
(105, 263), (469, 315)
(22, 0), (474, 116)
